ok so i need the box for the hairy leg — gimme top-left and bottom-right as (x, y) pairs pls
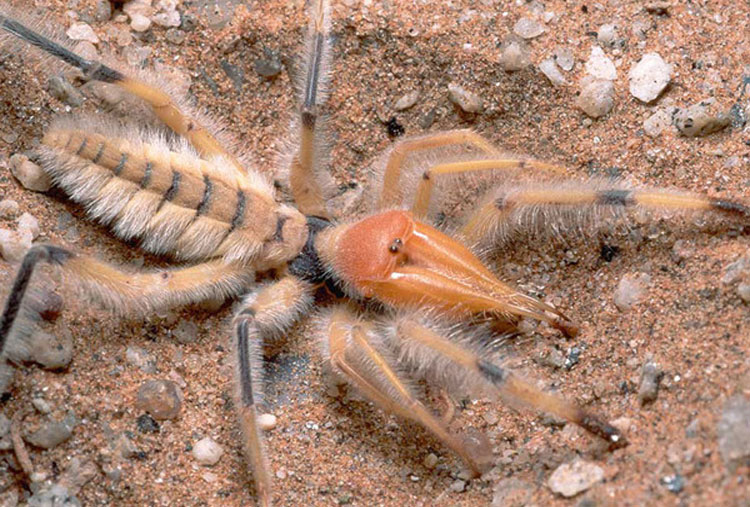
(231, 276), (312, 507)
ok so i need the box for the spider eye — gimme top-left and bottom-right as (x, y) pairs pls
(388, 238), (403, 253)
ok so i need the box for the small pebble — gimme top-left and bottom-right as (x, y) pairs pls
(136, 414), (160, 433)
(547, 458), (604, 497)
(153, 10), (182, 28)
(276, 468), (287, 480)
(0, 227), (32, 263)
(423, 453), (438, 469)
(450, 479), (466, 493)
(32, 398), (52, 414)
(125, 345), (156, 373)
(539, 58), (567, 86)
(737, 283), (750, 303)
(27, 329), (73, 369)
(610, 417), (633, 434)
(130, 13), (152, 32)
(576, 77), (615, 118)
(673, 99), (731, 137)
(17, 212), (40, 240)
(9, 154), (51, 192)
(193, 437), (224, 466)
(554, 47), (574, 71)
(258, 413), (277, 431)
(135, 379), (182, 420)
(447, 83), (483, 114)
(66, 22), (99, 44)
(597, 23), (618, 47)
(614, 272), (651, 312)
(0, 199), (20, 218)
(638, 360), (663, 405)
(629, 53), (672, 103)
(26, 484), (78, 506)
(513, 17), (545, 39)
(172, 319), (198, 344)
(393, 90), (420, 111)
(94, 0), (112, 22)
(722, 255), (750, 285)
(202, 472), (218, 483)
(498, 36), (531, 71)
(717, 395), (750, 465)
(25, 411), (78, 449)
(661, 474), (685, 494)
(254, 53), (282, 78)
(165, 28), (186, 45)
(53, 80), (79, 115)
(644, 108), (673, 137)
(584, 46), (617, 81)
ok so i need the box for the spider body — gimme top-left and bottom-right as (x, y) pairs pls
(0, 1), (748, 505)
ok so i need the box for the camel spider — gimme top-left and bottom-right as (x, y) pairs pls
(0, 0), (748, 505)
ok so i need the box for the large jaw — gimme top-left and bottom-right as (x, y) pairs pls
(327, 210), (578, 337)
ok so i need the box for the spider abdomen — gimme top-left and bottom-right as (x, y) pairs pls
(36, 123), (305, 266)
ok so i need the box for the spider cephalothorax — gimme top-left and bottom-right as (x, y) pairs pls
(0, 1), (748, 506)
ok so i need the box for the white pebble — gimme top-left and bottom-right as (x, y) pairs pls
(513, 17), (545, 39)
(576, 77), (615, 118)
(258, 413), (277, 431)
(193, 437), (224, 466)
(447, 83), (483, 114)
(548, 459), (604, 497)
(614, 272), (651, 312)
(0, 227), (32, 263)
(584, 46), (617, 81)
(597, 23), (618, 46)
(130, 13), (152, 32)
(66, 22), (99, 44)
(0, 199), (19, 218)
(554, 47), (574, 71)
(498, 38), (531, 71)
(629, 53), (672, 103)
(17, 212), (40, 240)
(9, 154), (51, 192)
(539, 58), (567, 86)
(643, 108), (673, 137)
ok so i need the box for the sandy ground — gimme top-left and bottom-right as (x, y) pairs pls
(1, 0), (750, 505)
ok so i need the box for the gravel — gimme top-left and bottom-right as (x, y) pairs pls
(538, 58), (567, 87)
(130, 13), (152, 32)
(513, 18), (545, 39)
(553, 47), (574, 71)
(18, 212), (40, 240)
(0, 199), (19, 218)
(173, 319), (199, 344)
(27, 484), (79, 507)
(258, 413), (277, 430)
(0, 227), (32, 263)
(643, 108), (673, 137)
(25, 411), (78, 449)
(125, 346), (156, 373)
(193, 437), (224, 466)
(717, 395), (750, 466)
(27, 329), (74, 370)
(135, 379), (183, 420)
(393, 90), (420, 111)
(584, 46), (617, 81)
(9, 154), (51, 192)
(614, 272), (651, 312)
(638, 360), (664, 405)
(547, 459), (604, 497)
(576, 77), (615, 118)
(423, 453), (438, 469)
(498, 36), (531, 71)
(628, 53), (672, 103)
(672, 99), (731, 137)
(66, 22), (99, 44)
(447, 83), (483, 114)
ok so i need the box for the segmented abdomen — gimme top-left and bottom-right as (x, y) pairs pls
(37, 126), (301, 265)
